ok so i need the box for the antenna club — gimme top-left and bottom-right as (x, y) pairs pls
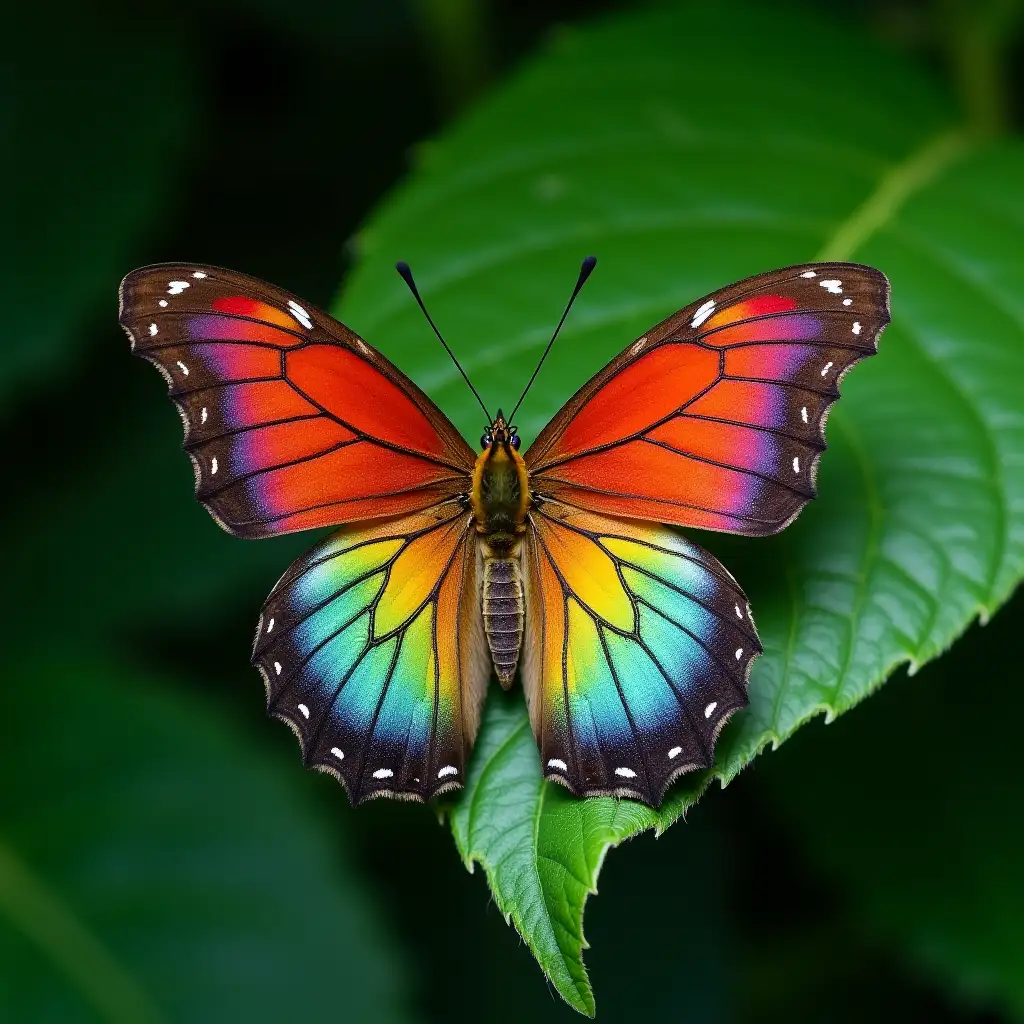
(395, 261), (419, 296)
(570, 255), (597, 299)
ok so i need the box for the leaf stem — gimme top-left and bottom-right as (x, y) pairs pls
(939, 0), (1023, 135)
(0, 841), (165, 1024)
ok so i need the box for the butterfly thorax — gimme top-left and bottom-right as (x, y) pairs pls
(471, 413), (530, 687)
(470, 416), (530, 553)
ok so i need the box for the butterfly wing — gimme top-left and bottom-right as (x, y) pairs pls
(525, 263), (890, 536)
(521, 500), (759, 805)
(253, 500), (490, 803)
(119, 264), (475, 537)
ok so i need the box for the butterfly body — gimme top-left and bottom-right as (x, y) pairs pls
(120, 259), (890, 807)
(471, 411), (530, 686)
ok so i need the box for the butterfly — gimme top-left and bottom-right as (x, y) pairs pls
(119, 259), (889, 807)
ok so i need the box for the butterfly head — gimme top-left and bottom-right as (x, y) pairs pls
(480, 410), (520, 452)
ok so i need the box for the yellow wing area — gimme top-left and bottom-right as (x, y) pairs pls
(253, 500), (490, 804)
(522, 500), (760, 805)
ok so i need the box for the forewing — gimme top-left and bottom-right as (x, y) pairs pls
(525, 263), (889, 536)
(521, 500), (760, 806)
(253, 500), (490, 804)
(119, 264), (475, 537)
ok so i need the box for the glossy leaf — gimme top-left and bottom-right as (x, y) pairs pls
(448, 691), (654, 1016)
(335, 1), (1024, 1013)
(0, 656), (410, 1023)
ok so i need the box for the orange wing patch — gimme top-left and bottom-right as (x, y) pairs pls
(526, 263), (889, 536)
(120, 264), (476, 538)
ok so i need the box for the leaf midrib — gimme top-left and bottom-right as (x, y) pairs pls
(814, 127), (976, 261)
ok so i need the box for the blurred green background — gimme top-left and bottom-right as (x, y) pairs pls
(3, 0), (1023, 1020)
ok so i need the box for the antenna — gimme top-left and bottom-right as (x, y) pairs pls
(395, 261), (491, 422)
(508, 255), (597, 423)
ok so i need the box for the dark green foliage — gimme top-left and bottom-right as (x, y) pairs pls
(0, 657), (409, 1022)
(3, 0), (1023, 1019)
(2, 8), (192, 405)
(760, 595), (1024, 1019)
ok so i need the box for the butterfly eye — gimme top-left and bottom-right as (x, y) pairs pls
(480, 433), (492, 449)
(509, 434), (521, 450)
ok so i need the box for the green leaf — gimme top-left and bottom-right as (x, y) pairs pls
(0, 7), (192, 408)
(757, 592), (1024, 1019)
(0, 655), (411, 1023)
(448, 690), (654, 1015)
(333, 0), (1024, 1011)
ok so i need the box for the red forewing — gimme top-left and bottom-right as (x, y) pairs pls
(525, 263), (889, 536)
(119, 264), (475, 537)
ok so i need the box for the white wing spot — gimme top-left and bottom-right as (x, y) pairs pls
(800, 270), (817, 278)
(201, 407), (208, 424)
(210, 456), (218, 475)
(704, 701), (718, 719)
(735, 604), (743, 619)
(273, 661), (281, 675)
(372, 768), (394, 780)
(547, 758), (568, 771)
(801, 406), (809, 423)
(287, 299), (313, 330)
(148, 323), (158, 336)
(852, 321), (862, 335)
(735, 647), (744, 660)
(614, 767), (637, 779)
(793, 456), (801, 473)
(297, 703), (309, 719)
(630, 336), (648, 356)
(267, 617), (275, 634)
(356, 339), (370, 355)
(176, 360), (189, 376)
(843, 298), (852, 306)
(331, 747), (344, 761)
(690, 299), (716, 329)
(821, 361), (834, 376)
(158, 299), (168, 307)
(437, 765), (458, 779)
(167, 280), (190, 295)
(668, 746), (682, 759)
(191, 271), (207, 279)
(819, 279), (843, 294)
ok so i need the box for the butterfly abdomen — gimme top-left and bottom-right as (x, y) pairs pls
(471, 420), (530, 686)
(482, 555), (524, 688)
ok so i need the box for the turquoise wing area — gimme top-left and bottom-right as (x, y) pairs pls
(253, 500), (491, 804)
(521, 501), (761, 806)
